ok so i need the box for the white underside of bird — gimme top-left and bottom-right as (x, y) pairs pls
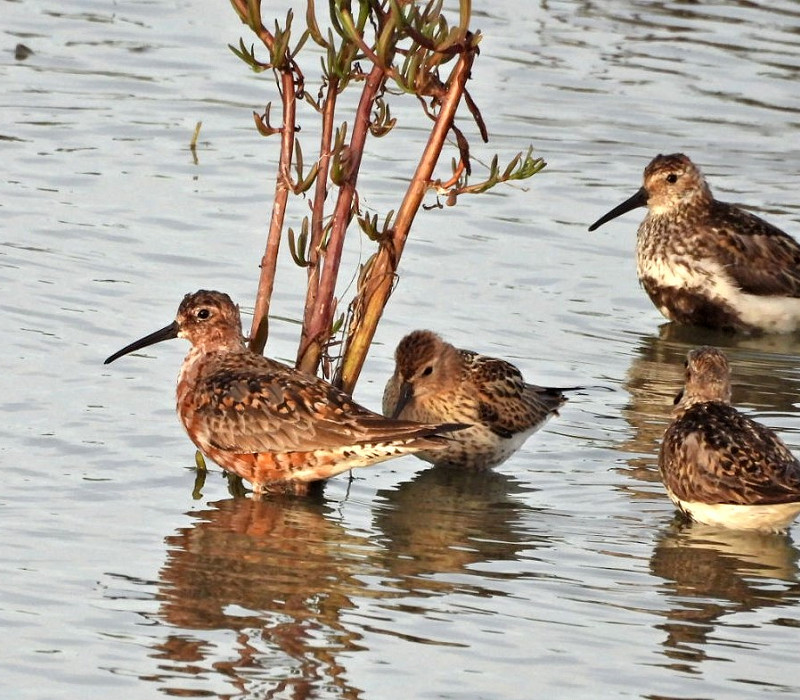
(666, 486), (800, 533)
(638, 254), (800, 333)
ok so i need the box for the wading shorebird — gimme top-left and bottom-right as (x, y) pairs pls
(104, 291), (465, 495)
(659, 346), (800, 533)
(588, 153), (800, 333)
(382, 330), (578, 469)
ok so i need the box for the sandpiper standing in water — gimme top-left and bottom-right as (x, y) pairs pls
(104, 291), (465, 495)
(659, 346), (800, 533)
(382, 330), (577, 469)
(589, 153), (800, 333)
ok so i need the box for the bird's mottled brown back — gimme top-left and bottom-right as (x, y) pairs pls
(465, 352), (567, 438)
(660, 401), (800, 506)
(184, 348), (459, 455)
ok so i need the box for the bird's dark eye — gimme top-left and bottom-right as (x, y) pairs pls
(666, 173), (678, 184)
(197, 308), (211, 320)
(421, 365), (433, 377)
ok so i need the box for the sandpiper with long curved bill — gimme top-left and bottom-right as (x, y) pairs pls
(589, 153), (800, 333)
(104, 291), (466, 495)
(659, 346), (800, 533)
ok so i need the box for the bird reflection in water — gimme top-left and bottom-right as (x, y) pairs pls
(150, 496), (373, 699)
(145, 469), (544, 697)
(650, 518), (800, 674)
(372, 467), (545, 596)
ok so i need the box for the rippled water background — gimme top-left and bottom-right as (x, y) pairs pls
(5, 1), (800, 697)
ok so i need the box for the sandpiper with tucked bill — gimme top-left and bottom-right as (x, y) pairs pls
(659, 346), (800, 533)
(589, 153), (800, 333)
(104, 291), (466, 495)
(383, 329), (579, 469)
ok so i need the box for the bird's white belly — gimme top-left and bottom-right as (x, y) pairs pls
(638, 254), (800, 333)
(668, 489), (800, 533)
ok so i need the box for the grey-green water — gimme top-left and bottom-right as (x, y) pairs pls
(4, 1), (800, 697)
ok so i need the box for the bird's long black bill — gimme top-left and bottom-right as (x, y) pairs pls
(588, 186), (648, 231)
(104, 321), (180, 364)
(390, 381), (415, 419)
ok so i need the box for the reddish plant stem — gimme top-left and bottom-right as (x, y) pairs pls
(336, 48), (476, 393)
(296, 76), (339, 369)
(248, 69), (297, 354)
(296, 63), (387, 375)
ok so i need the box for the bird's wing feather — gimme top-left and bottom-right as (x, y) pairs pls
(193, 354), (435, 454)
(469, 355), (565, 438)
(704, 202), (800, 297)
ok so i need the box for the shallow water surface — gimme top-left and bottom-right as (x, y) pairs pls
(4, 0), (800, 698)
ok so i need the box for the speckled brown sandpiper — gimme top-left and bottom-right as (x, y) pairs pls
(382, 329), (577, 469)
(589, 153), (800, 333)
(104, 291), (465, 495)
(659, 346), (800, 532)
